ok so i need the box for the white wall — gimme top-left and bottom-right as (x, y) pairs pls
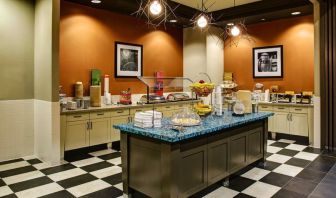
(0, 100), (34, 161)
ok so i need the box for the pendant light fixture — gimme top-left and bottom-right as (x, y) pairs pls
(229, 25), (241, 37)
(149, 0), (162, 15)
(134, 0), (179, 29)
(192, 0), (214, 30)
(197, 15), (208, 28)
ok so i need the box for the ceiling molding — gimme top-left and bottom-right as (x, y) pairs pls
(211, 0), (312, 22)
(64, 0), (313, 27)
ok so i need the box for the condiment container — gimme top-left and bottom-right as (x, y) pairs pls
(90, 85), (101, 107)
(75, 82), (84, 99)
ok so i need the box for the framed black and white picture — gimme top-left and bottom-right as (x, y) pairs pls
(253, 45), (283, 78)
(115, 42), (143, 78)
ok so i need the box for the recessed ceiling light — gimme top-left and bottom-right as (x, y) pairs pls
(227, 23), (234, 26)
(169, 19), (177, 23)
(91, 0), (101, 3)
(261, 18), (266, 21)
(291, 11), (301, 15)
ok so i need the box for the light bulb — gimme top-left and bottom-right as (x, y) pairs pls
(230, 26), (240, 37)
(149, 1), (162, 15)
(197, 15), (208, 28)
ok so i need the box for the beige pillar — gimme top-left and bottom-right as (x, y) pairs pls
(183, 27), (224, 84)
(310, 0), (321, 148)
(34, 0), (61, 164)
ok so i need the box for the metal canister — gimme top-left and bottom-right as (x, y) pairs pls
(83, 99), (90, 109)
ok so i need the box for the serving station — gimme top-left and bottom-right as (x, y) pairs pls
(114, 112), (273, 198)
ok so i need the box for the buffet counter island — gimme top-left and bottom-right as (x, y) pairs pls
(114, 112), (273, 198)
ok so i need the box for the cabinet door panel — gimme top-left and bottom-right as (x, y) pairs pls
(65, 121), (89, 151)
(90, 118), (110, 146)
(229, 134), (247, 173)
(208, 139), (229, 185)
(273, 112), (290, 134)
(290, 113), (308, 137)
(111, 116), (129, 142)
(179, 145), (207, 197)
(248, 128), (263, 163)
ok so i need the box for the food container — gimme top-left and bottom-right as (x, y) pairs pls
(67, 101), (77, 110)
(120, 89), (132, 105)
(171, 108), (201, 127)
(83, 99), (90, 109)
(90, 85), (101, 107)
(75, 82), (84, 99)
(190, 82), (215, 97)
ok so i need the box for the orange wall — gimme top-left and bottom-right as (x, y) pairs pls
(60, 1), (183, 96)
(224, 15), (314, 93)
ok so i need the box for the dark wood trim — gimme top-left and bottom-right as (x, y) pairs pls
(320, 0), (336, 150)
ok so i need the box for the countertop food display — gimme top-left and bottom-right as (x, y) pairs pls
(190, 80), (215, 97)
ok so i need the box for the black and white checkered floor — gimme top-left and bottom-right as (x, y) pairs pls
(1, 139), (336, 198)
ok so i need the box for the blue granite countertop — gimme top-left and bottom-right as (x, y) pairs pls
(113, 112), (274, 143)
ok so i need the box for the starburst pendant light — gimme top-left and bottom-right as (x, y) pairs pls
(192, 0), (215, 30)
(134, 0), (179, 28)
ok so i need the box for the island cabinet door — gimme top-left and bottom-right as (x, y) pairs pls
(229, 133), (248, 173)
(178, 140), (208, 198)
(247, 127), (263, 163)
(207, 138), (229, 185)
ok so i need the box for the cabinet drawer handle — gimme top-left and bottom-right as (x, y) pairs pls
(97, 113), (104, 116)
(294, 109), (302, 111)
(117, 111), (124, 113)
(73, 115), (82, 118)
(277, 107), (285, 110)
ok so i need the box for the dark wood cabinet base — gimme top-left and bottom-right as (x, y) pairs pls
(121, 120), (268, 198)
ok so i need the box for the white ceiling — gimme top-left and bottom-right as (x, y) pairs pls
(172, 0), (261, 12)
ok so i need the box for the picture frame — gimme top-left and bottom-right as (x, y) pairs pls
(115, 42), (143, 78)
(253, 45), (283, 78)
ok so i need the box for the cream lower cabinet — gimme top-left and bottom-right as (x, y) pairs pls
(259, 103), (313, 141)
(90, 118), (110, 146)
(290, 113), (309, 137)
(65, 120), (89, 151)
(273, 112), (290, 134)
(259, 105), (274, 132)
(111, 116), (129, 142)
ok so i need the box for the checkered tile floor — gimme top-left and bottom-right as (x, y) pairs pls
(0, 139), (335, 198)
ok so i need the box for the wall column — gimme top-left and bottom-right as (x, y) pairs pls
(183, 27), (224, 84)
(34, 0), (61, 164)
(310, 0), (321, 148)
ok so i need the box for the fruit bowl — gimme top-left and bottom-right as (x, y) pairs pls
(190, 81), (215, 97)
(193, 103), (213, 116)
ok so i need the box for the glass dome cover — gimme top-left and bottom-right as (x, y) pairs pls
(171, 107), (202, 126)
